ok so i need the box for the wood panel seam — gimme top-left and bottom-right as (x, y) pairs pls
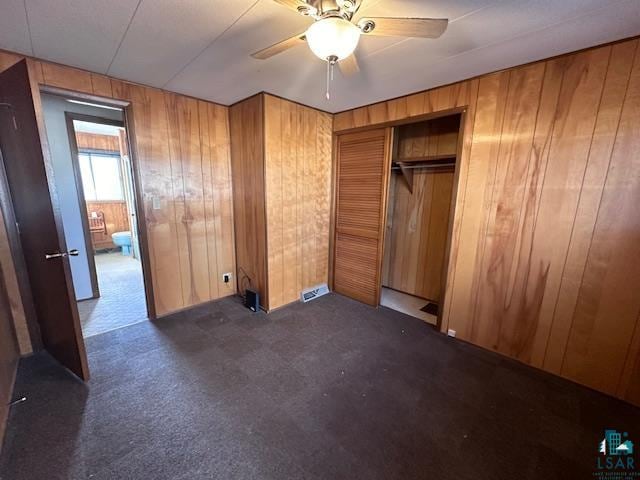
(557, 43), (637, 376)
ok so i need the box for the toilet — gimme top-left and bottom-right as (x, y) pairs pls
(111, 231), (132, 255)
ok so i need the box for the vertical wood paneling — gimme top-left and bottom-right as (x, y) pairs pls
(264, 96), (284, 309)
(125, 85), (184, 315)
(165, 93), (210, 306)
(262, 95), (332, 310)
(40, 62), (93, 94)
(511, 47), (611, 366)
(0, 51), (22, 72)
(446, 71), (510, 340)
(333, 38), (640, 405)
(383, 114), (460, 302)
(90, 74), (113, 98)
(0, 50), (236, 328)
(207, 103), (236, 299)
(229, 95), (268, 309)
(561, 43), (640, 395)
(75, 132), (119, 152)
(0, 209), (30, 353)
(544, 41), (638, 372)
(301, 107), (318, 290)
(281, 100), (298, 304)
(383, 170), (454, 302)
(197, 101), (219, 300)
(85, 201), (129, 249)
(470, 63), (546, 352)
(0, 263), (19, 449)
(440, 79), (479, 333)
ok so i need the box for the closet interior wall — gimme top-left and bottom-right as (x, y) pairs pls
(382, 116), (459, 304)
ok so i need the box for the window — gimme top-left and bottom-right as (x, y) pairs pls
(79, 152), (124, 201)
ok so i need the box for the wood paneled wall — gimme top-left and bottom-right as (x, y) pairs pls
(396, 115), (459, 159)
(383, 116), (459, 302)
(86, 201), (129, 249)
(382, 170), (454, 302)
(0, 261), (19, 448)
(229, 95), (267, 307)
(263, 95), (332, 310)
(0, 49), (236, 320)
(0, 208), (31, 354)
(230, 94), (332, 311)
(334, 38), (640, 406)
(75, 132), (119, 152)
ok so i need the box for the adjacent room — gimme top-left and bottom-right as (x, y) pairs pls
(0, 1), (639, 479)
(40, 93), (148, 337)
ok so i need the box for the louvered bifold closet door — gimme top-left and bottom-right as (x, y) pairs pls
(333, 128), (392, 306)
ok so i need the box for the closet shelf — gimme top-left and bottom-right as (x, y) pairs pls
(394, 153), (457, 164)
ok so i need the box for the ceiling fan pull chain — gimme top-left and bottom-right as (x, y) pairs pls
(326, 60), (331, 100)
(326, 55), (338, 100)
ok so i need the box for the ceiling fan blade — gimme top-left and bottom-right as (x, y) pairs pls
(358, 17), (448, 38)
(339, 54), (360, 77)
(251, 33), (306, 60)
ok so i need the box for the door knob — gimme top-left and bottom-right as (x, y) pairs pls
(45, 249), (79, 260)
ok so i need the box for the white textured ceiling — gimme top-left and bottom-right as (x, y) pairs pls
(1, 0), (639, 112)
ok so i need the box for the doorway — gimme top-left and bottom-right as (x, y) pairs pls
(41, 93), (148, 337)
(380, 114), (462, 327)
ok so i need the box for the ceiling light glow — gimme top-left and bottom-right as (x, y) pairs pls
(305, 17), (361, 61)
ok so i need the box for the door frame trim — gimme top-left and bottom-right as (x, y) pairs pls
(64, 111), (125, 300)
(41, 87), (157, 322)
(121, 103), (157, 321)
(330, 106), (468, 332)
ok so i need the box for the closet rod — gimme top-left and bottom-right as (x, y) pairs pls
(391, 163), (454, 171)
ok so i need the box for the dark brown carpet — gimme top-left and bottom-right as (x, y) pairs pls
(1, 293), (638, 479)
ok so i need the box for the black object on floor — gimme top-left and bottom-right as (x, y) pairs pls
(244, 288), (260, 312)
(420, 301), (439, 315)
(1, 293), (638, 480)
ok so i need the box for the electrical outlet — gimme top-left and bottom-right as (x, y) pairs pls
(222, 272), (232, 284)
(447, 329), (457, 338)
(152, 196), (161, 210)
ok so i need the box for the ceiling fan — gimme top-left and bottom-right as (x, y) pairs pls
(251, 0), (448, 97)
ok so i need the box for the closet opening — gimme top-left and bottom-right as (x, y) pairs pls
(381, 113), (462, 328)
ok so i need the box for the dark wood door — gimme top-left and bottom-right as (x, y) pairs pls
(333, 128), (392, 306)
(0, 60), (88, 380)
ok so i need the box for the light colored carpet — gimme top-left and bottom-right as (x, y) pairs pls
(77, 251), (147, 337)
(380, 287), (437, 325)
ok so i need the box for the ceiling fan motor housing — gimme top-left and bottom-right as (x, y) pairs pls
(305, 0), (361, 20)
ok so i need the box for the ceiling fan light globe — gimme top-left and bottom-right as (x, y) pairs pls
(306, 17), (361, 61)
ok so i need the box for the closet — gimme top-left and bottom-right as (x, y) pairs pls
(332, 113), (462, 326)
(381, 114), (460, 325)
